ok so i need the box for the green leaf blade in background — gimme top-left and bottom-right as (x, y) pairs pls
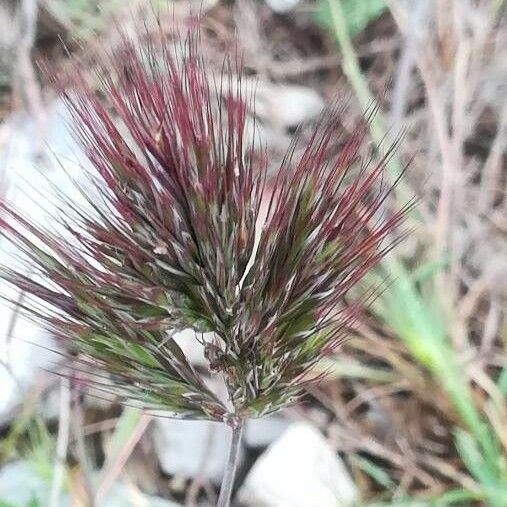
(316, 0), (387, 37)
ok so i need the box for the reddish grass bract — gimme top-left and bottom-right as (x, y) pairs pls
(0, 28), (408, 421)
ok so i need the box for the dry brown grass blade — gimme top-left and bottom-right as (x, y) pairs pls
(95, 411), (152, 504)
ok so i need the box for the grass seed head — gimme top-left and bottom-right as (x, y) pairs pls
(0, 28), (408, 421)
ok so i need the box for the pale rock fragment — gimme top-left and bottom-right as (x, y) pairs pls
(238, 422), (358, 507)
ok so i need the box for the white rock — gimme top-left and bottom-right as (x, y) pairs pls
(0, 310), (56, 421)
(264, 0), (301, 14)
(171, 329), (230, 407)
(238, 423), (358, 507)
(0, 460), (181, 506)
(153, 418), (244, 484)
(172, 329), (208, 368)
(0, 99), (88, 420)
(244, 416), (290, 448)
(253, 82), (324, 129)
(243, 112), (291, 152)
(0, 460), (51, 505)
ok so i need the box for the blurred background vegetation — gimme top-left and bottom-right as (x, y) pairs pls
(0, 0), (505, 506)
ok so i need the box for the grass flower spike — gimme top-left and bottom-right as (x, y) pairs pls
(0, 28), (408, 506)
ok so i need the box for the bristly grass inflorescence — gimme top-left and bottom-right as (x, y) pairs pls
(0, 28), (409, 425)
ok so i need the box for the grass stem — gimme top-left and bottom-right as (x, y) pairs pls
(217, 418), (244, 507)
(326, 0), (413, 205)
